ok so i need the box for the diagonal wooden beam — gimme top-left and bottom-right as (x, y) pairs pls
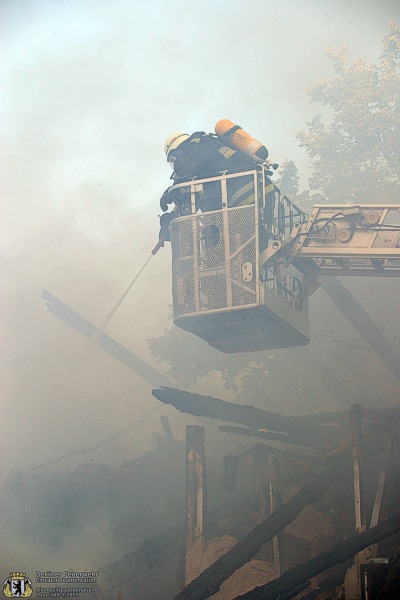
(320, 277), (400, 381)
(172, 452), (352, 600)
(41, 289), (169, 387)
(233, 514), (400, 600)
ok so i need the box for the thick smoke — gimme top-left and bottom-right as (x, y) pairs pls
(1, 0), (399, 586)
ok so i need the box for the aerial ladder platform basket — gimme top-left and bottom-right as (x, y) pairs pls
(169, 166), (400, 353)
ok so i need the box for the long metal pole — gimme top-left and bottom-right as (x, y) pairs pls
(92, 254), (153, 341)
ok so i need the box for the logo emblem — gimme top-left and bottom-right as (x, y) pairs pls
(2, 572), (33, 597)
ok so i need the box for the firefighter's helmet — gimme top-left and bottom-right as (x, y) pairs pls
(164, 133), (189, 159)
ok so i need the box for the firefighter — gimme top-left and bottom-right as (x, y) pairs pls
(164, 131), (254, 181)
(158, 131), (256, 244)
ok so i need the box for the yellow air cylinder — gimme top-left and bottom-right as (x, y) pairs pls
(215, 119), (268, 163)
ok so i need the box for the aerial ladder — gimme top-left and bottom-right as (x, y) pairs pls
(167, 165), (400, 353)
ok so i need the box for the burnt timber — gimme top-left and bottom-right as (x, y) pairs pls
(173, 452), (352, 600)
(320, 277), (400, 381)
(41, 289), (169, 387)
(40, 291), (400, 597)
(152, 387), (341, 450)
(152, 387), (400, 451)
(234, 516), (400, 600)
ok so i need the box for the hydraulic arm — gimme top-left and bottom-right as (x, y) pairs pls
(262, 204), (400, 278)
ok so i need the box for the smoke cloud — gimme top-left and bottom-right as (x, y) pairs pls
(1, 0), (399, 586)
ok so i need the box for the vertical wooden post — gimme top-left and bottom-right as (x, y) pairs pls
(185, 425), (207, 585)
(253, 444), (268, 520)
(250, 444), (269, 560)
(269, 455), (287, 576)
(369, 433), (392, 558)
(351, 404), (366, 600)
(160, 415), (174, 440)
(351, 404), (366, 534)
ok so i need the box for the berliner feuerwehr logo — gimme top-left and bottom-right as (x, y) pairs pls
(2, 572), (33, 597)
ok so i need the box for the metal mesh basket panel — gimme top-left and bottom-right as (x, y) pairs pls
(171, 205), (258, 317)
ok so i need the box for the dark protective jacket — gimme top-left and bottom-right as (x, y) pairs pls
(158, 132), (265, 242)
(160, 132), (255, 213)
(172, 132), (253, 179)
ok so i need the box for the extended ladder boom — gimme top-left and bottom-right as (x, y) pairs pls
(264, 204), (400, 278)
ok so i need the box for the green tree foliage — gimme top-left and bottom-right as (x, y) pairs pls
(297, 22), (400, 204)
(277, 159), (300, 197)
(147, 323), (270, 393)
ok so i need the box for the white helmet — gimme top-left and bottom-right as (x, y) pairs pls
(164, 132), (189, 158)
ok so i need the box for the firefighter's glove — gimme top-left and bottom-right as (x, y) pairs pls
(160, 189), (173, 212)
(159, 212), (173, 242)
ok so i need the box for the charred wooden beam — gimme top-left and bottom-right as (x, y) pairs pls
(269, 455), (286, 576)
(233, 514), (400, 600)
(370, 434), (392, 558)
(172, 452), (351, 600)
(351, 404), (366, 534)
(160, 416), (174, 440)
(309, 351), (359, 409)
(357, 404), (400, 439)
(99, 521), (185, 591)
(219, 425), (316, 455)
(153, 389), (400, 447)
(320, 277), (400, 381)
(41, 289), (169, 387)
(219, 424), (303, 444)
(296, 407), (400, 428)
(153, 387), (340, 449)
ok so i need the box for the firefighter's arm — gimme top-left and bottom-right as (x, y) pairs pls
(152, 211), (176, 254)
(160, 187), (176, 212)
